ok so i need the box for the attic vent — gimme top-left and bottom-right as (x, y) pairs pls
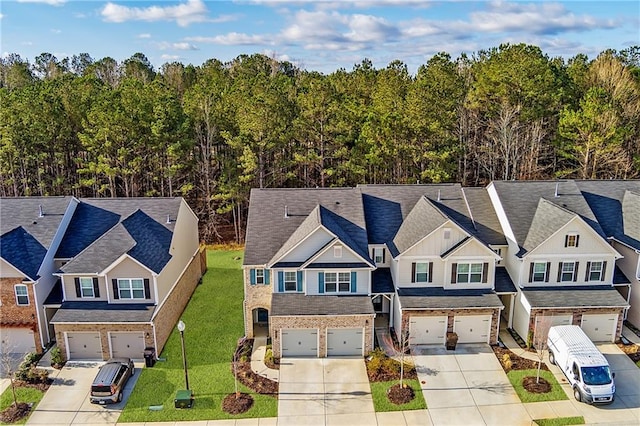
(554, 183), (559, 198)
(166, 214), (172, 224)
(284, 205), (289, 219)
(38, 205), (44, 218)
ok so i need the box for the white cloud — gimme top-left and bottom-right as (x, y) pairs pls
(17, 0), (66, 5)
(0, 13), (4, 20)
(161, 54), (182, 60)
(157, 41), (199, 51)
(186, 33), (269, 45)
(51, 29), (62, 34)
(138, 33), (152, 39)
(101, 0), (209, 27)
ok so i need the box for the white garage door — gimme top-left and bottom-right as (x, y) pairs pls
(67, 332), (102, 360)
(110, 332), (144, 359)
(454, 315), (491, 343)
(533, 314), (572, 344)
(327, 328), (363, 356)
(409, 316), (447, 345)
(0, 328), (36, 354)
(581, 313), (617, 342)
(281, 329), (318, 357)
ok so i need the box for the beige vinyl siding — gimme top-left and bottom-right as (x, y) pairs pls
(61, 275), (108, 302)
(0, 258), (24, 278)
(106, 257), (154, 303)
(613, 241), (640, 327)
(396, 257), (439, 287)
(277, 228), (333, 264)
(312, 242), (362, 264)
(403, 224), (467, 258)
(532, 220), (617, 257)
(305, 269), (369, 295)
(155, 199), (200, 302)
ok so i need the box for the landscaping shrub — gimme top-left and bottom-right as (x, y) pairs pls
(366, 348), (415, 382)
(50, 347), (64, 368)
(502, 353), (513, 370)
(14, 353), (49, 384)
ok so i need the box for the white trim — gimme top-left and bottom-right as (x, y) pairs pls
(14, 284), (30, 306)
(442, 237), (501, 259)
(398, 219), (462, 257)
(101, 253), (156, 276)
(299, 227), (375, 269)
(267, 225), (328, 268)
(486, 182), (517, 243)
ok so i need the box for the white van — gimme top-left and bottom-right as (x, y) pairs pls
(547, 325), (615, 404)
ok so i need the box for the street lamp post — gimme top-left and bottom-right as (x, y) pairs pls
(177, 320), (190, 391)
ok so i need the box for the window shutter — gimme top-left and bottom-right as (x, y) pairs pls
(573, 262), (579, 282)
(545, 262), (551, 282)
(575, 235), (580, 247)
(451, 263), (457, 283)
(278, 271), (284, 292)
(93, 277), (100, 297)
(601, 261), (607, 281)
(482, 263), (489, 283)
(249, 269), (256, 285)
(411, 263), (416, 283)
(74, 278), (81, 297)
(296, 271), (303, 292)
(564, 235), (568, 247)
(382, 249), (386, 263)
(264, 269), (270, 285)
(112, 279), (119, 299)
(528, 263), (534, 282)
(144, 279), (151, 299)
(428, 262), (433, 283)
(351, 271), (357, 293)
(585, 262), (591, 281)
(557, 262), (563, 282)
(318, 272), (324, 294)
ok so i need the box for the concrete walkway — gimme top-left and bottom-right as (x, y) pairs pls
(251, 336), (279, 382)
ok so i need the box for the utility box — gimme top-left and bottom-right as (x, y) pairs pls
(174, 389), (193, 409)
(144, 347), (156, 367)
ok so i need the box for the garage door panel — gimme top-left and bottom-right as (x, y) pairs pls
(409, 316), (446, 345)
(581, 314), (617, 342)
(110, 332), (144, 359)
(0, 328), (36, 354)
(327, 328), (363, 356)
(281, 329), (317, 357)
(533, 315), (572, 344)
(454, 315), (491, 344)
(67, 332), (102, 360)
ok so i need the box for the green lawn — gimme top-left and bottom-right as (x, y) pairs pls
(507, 369), (568, 403)
(0, 385), (46, 425)
(119, 249), (278, 422)
(534, 416), (585, 426)
(370, 379), (426, 412)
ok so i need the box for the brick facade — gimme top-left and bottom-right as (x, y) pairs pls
(243, 268), (273, 338)
(527, 307), (625, 345)
(270, 314), (374, 358)
(53, 249), (204, 361)
(401, 308), (501, 345)
(0, 278), (42, 353)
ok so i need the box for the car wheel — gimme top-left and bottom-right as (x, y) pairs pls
(118, 392), (123, 402)
(548, 351), (555, 365)
(573, 387), (581, 402)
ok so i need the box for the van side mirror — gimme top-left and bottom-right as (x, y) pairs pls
(612, 372), (615, 379)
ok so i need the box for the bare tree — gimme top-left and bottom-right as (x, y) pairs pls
(380, 327), (412, 388)
(0, 340), (20, 408)
(533, 316), (554, 383)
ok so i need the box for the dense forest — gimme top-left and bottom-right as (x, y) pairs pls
(1, 44), (639, 242)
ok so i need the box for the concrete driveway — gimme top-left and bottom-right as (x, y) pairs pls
(412, 344), (531, 426)
(278, 358), (375, 426)
(26, 361), (140, 425)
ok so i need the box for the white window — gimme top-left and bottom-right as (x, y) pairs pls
(415, 263), (429, 283)
(561, 262), (575, 282)
(118, 278), (145, 299)
(284, 271), (297, 292)
(79, 277), (95, 298)
(566, 234), (579, 247)
(256, 269), (265, 285)
(373, 247), (385, 264)
(334, 246), (342, 258)
(589, 262), (603, 281)
(457, 263), (483, 283)
(325, 272), (350, 293)
(443, 228), (451, 239)
(532, 262), (547, 282)
(14, 285), (29, 305)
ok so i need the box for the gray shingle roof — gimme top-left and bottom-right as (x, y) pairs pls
(495, 267), (517, 293)
(613, 265), (631, 285)
(61, 224), (136, 274)
(271, 293), (375, 316)
(1, 197), (73, 279)
(461, 187), (507, 245)
(522, 285), (628, 308)
(492, 181), (605, 252)
(50, 301), (155, 323)
(244, 188), (368, 266)
(397, 287), (503, 309)
(522, 199), (576, 254)
(372, 268), (394, 293)
(391, 197), (448, 256)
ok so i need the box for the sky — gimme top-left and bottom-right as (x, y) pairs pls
(1, 0), (639, 74)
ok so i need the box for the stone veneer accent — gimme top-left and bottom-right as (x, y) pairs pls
(54, 248), (204, 361)
(401, 308), (501, 345)
(243, 267), (273, 338)
(0, 278), (42, 353)
(270, 314), (374, 358)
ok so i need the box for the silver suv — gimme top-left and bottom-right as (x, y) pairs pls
(90, 358), (134, 404)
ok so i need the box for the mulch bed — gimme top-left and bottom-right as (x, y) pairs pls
(221, 392), (253, 414)
(233, 361), (278, 396)
(493, 345), (549, 373)
(15, 380), (53, 392)
(522, 376), (552, 393)
(617, 342), (640, 364)
(387, 383), (414, 405)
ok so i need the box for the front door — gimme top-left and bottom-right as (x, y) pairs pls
(372, 295), (383, 312)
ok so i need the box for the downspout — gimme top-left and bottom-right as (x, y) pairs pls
(32, 283), (46, 350)
(152, 322), (158, 359)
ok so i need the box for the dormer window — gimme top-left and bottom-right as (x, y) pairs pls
(334, 246), (342, 258)
(565, 233), (579, 248)
(373, 247), (385, 264)
(443, 228), (451, 240)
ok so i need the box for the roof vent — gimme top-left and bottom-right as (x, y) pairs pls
(554, 183), (559, 198)
(437, 190), (441, 202)
(335, 201), (340, 205)
(284, 205), (289, 219)
(38, 205), (44, 217)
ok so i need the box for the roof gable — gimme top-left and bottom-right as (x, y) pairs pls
(523, 199), (576, 254)
(269, 205), (324, 265)
(622, 190), (640, 242)
(0, 227), (47, 280)
(391, 196), (449, 256)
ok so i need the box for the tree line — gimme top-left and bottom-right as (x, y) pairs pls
(1, 44), (639, 242)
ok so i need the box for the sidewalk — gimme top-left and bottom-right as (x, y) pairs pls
(250, 336), (279, 382)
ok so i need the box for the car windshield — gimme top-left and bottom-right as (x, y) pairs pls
(581, 366), (612, 386)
